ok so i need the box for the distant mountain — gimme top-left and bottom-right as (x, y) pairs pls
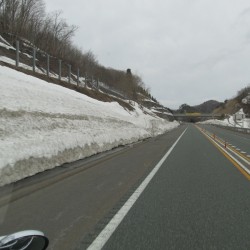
(175, 86), (250, 115)
(175, 100), (222, 114)
(194, 100), (222, 113)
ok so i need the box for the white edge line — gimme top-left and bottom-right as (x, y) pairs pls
(87, 128), (188, 250)
(199, 128), (250, 165)
(203, 130), (250, 165)
(210, 137), (250, 165)
(201, 131), (250, 175)
(226, 147), (250, 165)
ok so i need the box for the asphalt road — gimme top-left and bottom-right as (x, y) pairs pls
(0, 124), (249, 250)
(199, 124), (250, 156)
(0, 124), (186, 250)
(101, 125), (250, 250)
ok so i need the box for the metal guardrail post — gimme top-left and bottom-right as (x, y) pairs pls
(97, 78), (99, 89)
(58, 60), (61, 81)
(16, 41), (19, 67)
(33, 48), (36, 72)
(68, 64), (71, 84)
(77, 68), (79, 86)
(47, 54), (50, 77)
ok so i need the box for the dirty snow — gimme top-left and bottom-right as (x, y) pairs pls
(0, 65), (179, 187)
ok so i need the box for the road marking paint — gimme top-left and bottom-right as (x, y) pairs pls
(87, 128), (188, 250)
(209, 138), (250, 180)
(199, 127), (250, 163)
(215, 146), (250, 180)
(218, 141), (250, 162)
(197, 127), (250, 180)
(241, 151), (246, 154)
(224, 145), (250, 166)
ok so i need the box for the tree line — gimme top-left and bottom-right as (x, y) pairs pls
(0, 0), (155, 102)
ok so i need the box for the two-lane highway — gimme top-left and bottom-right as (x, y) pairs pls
(0, 125), (187, 250)
(0, 124), (249, 250)
(89, 125), (250, 250)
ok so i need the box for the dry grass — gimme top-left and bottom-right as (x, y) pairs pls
(213, 98), (248, 115)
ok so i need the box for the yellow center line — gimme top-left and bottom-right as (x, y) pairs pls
(197, 126), (250, 163)
(214, 136), (250, 162)
(195, 125), (250, 181)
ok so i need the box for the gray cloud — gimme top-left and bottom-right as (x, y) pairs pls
(45, 0), (250, 109)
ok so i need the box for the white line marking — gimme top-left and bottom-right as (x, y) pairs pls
(202, 132), (250, 175)
(201, 130), (250, 165)
(87, 128), (188, 250)
(226, 147), (250, 165)
(241, 151), (246, 154)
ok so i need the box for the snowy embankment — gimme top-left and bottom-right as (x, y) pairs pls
(0, 66), (179, 187)
(199, 110), (250, 129)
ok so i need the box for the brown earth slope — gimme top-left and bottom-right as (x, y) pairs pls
(213, 87), (250, 115)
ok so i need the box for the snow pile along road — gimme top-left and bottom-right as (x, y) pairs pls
(0, 66), (179, 187)
(199, 109), (250, 129)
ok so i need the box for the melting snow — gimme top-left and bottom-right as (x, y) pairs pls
(0, 65), (179, 187)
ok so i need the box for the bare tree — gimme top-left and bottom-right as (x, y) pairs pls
(0, 0), (19, 41)
(0, 0), (154, 104)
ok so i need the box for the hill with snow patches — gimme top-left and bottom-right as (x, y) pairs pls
(199, 109), (250, 129)
(0, 66), (179, 187)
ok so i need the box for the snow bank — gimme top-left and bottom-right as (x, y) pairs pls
(0, 35), (14, 50)
(0, 66), (179, 187)
(0, 56), (46, 75)
(199, 109), (250, 129)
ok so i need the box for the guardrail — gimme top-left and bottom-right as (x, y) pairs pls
(212, 124), (250, 134)
(173, 113), (221, 117)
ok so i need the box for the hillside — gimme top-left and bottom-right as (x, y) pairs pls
(0, 31), (177, 188)
(175, 100), (222, 114)
(199, 86), (250, 129)
(0, 0), (174, 119)
(175, 88), (250, 116)
(0, 34), (173, 120)
(0, 0), (170, 116)
(194, 100), (222, 113)
(213, 86), (250, 115)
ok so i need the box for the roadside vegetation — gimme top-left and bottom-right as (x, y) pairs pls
(0, 0), (157, 104)
(213, 86), (250, 115)
(174, 86), (250, 117)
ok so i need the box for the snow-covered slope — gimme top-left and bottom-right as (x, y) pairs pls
(0, 66), (179, 187)
(199, 109), (250, 129)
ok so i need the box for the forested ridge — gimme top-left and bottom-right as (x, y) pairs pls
(0, 0), (157, 103)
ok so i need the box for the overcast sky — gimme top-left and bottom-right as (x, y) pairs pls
(44, 0), (250, 109)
